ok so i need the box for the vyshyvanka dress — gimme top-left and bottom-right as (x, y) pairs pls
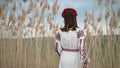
(55, 28), (89, 68)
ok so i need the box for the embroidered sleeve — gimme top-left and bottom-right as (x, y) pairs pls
(77, 30), (89, 62)
(81, 38), (87, 61)
(55, 32), (62, 56)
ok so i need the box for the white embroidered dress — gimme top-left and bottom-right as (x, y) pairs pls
(55, 28), (89, 68)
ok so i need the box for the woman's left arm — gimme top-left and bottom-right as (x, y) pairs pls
(77, 29), (90, 68)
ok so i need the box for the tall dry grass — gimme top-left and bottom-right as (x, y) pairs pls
(0, 37), (59, 68)
(0, 0), (120, 68)
(84, 0), (120, 68)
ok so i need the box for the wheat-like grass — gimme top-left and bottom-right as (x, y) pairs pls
(98, 0), (102, 6)
(12, 2), (16, 11)
(0, 0), (120, 68)
(97, 12), (102, 23)
(112, 0), (116, 4)
(45, 0), (50, 10)
(27, 0), (34, 14)
(52, 0), (59, 15)
(23, 0), (27, 3)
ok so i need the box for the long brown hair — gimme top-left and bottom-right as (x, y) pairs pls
(61, 10), (78, 32)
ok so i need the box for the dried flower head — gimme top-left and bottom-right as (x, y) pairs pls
(40, 0), (44, 7)
(112, 0), (116, 5)
(91, 22), (96, 31)
(90, 12), (94, 23)
(118, 8), (120, 17)
(38, 16), (44, 23)
(21, 9), (27, 22)
(12, 2), (16, 11)
(23, 0), (27, 3)
(109, 16), (117, 29)
(12, 31), (17, 36)
(27, 18), (34, 27)
(45, 1), (50, 10)
(84, 17), (88, 23)
(97, 12), (102, 23)
(52, 0), (59, 15)
(98, 0), (102, 6)
(34, 8), (38, 18)
(27, 1), (33, 14)
(84, 23), (88, 29)
(105, 11), (109, 21)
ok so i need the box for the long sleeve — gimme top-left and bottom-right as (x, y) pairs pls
(80, 36), (87, 62)
(55, 31), (62, 56)
(77, 29), (90, 68)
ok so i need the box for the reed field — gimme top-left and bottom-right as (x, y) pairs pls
(0, 0), (120, 68)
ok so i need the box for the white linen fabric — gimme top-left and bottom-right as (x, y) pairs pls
(55, 28), (89, 68)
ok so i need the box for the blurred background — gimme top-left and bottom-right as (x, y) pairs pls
(0, 0), (120, 68)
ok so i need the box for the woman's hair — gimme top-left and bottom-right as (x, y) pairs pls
(61, 9), (78, 32)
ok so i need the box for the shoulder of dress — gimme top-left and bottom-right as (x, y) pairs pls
(56, 29), (62, 34)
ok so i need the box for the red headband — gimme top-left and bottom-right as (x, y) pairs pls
(62, 8), (77, 17)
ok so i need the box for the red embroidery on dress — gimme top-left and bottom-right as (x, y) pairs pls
(77, 30), (84, 38)
(56, 32), (61, 41)
(80, 39), (87, 57)
(81, 43), (88, 68)
(82, 44), (87, 60)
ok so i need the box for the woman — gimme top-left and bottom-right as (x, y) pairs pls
(55, 8), (90, 68)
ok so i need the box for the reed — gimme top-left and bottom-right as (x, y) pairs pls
(0, 0), (120, 68)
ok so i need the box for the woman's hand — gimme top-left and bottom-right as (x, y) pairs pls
(83, 58), (88, 68)
(83, 58), (88, 63)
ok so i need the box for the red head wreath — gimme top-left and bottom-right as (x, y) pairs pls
(62, 8), (77, 17)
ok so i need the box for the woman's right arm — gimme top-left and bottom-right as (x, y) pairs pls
(55, 31), (62, 56)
